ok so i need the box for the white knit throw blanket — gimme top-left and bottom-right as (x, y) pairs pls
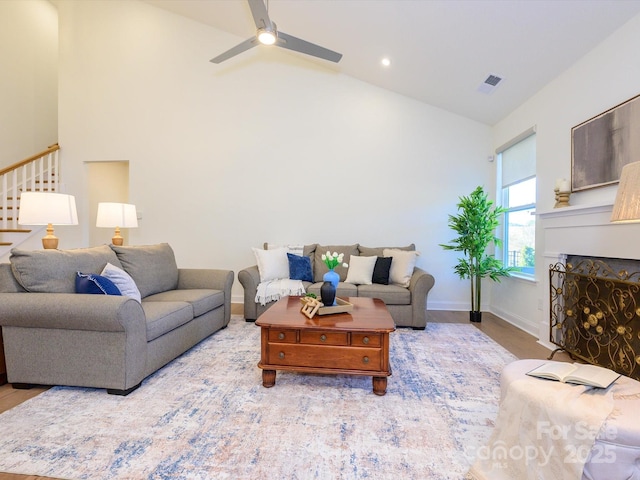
(466, 377), (615, 480)
(255, 279), (305, 306)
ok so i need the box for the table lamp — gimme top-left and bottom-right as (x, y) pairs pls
(611, 161), (640, 223)
(96, 202), (138, 245)
(18, 191), (79, 249)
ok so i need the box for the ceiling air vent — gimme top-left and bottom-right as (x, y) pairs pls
(477, 74), (504, 94)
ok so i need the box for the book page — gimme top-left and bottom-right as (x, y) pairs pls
(527, 362), (577, 381)
(564, 363), (620, 388)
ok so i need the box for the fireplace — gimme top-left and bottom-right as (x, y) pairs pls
(549, 255), (640, 381)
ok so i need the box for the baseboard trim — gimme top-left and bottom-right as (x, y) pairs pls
(427, 301), (469, 311)
(489, 305), (538, 338)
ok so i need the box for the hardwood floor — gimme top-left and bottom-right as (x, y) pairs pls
(0, 308), (569, 480)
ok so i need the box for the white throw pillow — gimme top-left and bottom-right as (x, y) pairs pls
(252, 247), (290, 282)
(383, 249), (420, 288)
(345, 255), (377, 285)
(101, 262), (142, 302)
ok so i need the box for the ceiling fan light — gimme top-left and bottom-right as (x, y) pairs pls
(257, 28), (277, 45)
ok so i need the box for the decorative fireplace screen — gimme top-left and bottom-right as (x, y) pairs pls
(549, 257), (640, 381)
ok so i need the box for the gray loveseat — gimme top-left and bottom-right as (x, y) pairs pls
(239, 243), (435, 329)
(0, 243), (233, 395)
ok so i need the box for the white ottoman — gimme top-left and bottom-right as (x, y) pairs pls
(502, 360), (640, 480)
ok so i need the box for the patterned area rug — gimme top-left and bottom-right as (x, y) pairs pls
(0, 316), (517, 479)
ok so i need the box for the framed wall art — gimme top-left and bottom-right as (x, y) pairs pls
(571, 93), (640, 192)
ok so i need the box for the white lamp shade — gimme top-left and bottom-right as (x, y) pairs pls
(96, 202), (138, 228)
(18, 192), (78, 226)
(611, 161), (640, 223)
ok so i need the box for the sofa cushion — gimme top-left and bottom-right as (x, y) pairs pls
(287, 253), (313, 282)
(383, 248), (419, 288)
(372, 256), (392, 285)
(303, 244), (318, 256)
(358, 244), (416, 257)
(111, 243), (179, 298)
(253, 247), (289, 282)
(145, 289), (224, 317)
(345, 255), (377, 285)
(142, 301), (194, 342)
(357, 284), (411, 305)
(9, 245), (122, 293)
(101, 262), (142, 302)
(313, 244), (359, 282)
(306, 281), (357, 298)
(0, 263), (26, 293)
(75, 272), (122, 296)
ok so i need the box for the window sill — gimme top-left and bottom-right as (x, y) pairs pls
(507, 272), (537, 284)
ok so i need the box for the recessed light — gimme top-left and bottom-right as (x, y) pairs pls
(381, 57), (391, 67)
(257, 28), (277, 45)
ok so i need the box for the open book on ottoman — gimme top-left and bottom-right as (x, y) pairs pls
(526, 361), (620, 389)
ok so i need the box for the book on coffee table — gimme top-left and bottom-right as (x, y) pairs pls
(526, 362), (620, 389)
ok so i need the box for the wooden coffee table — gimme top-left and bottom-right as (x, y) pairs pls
(255, 296), (395, 395)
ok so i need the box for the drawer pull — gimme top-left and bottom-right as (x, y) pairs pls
(320, 334), (327, 342)
(279, 352), (285, 359)
(363, 356), (369, 364)
(363, 336), (370, 344)
(278, 332), (285, 340)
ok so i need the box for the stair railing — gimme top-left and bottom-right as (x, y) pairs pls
(0, 143), (60, 230)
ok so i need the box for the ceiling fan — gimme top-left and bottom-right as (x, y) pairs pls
(210, 0), (342, 64)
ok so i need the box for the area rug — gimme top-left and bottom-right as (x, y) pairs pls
(0, 316), (517, 479)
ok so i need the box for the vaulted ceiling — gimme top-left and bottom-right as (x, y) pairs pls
(144, 0), (640, 125)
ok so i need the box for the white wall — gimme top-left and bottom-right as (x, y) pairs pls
(86, 161), (131, 246)
(56, 0), (493, 304)
(0, 0), (58, 167)
(491, 13), (640, 339)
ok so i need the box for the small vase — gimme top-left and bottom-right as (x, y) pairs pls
(323, 269), (340, 289)
(320, 281), (336, 306)
(470, 311), (482, 323)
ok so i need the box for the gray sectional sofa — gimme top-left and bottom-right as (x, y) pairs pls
(239, 243), (435, 329)
(0, 243), (233, 395)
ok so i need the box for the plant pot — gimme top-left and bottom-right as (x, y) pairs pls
(469, 311), (482, 323)
(323, 269), (340, 289)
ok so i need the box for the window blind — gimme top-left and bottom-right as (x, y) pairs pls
(499, 129), (536, 188)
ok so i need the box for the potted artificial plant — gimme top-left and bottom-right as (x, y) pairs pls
(440, 186), (514, 322)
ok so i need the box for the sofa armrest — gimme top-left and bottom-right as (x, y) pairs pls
(0, 292), (148, 391)
(177, 268), (234, 325)
(0, 292), (146, 332)
(408, 267), (436, 328)
(238, 265), (260, 320)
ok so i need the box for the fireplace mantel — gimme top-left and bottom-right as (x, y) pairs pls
(539, 202), (640, 261)
(538, 203), (612, 221)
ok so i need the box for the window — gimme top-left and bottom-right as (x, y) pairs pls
(498, 130), (536, 277)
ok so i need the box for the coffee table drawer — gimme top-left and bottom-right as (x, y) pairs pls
(267, 345), (383, 371)
(299, 331), (348, 346)
(352, 333), (381, 347)
(268, 329), (297, 343)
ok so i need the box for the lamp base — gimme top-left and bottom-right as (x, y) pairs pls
(42, 224), (58, 249)
(111, 226), (124, 246)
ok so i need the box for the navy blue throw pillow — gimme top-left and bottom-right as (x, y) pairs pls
(76, 272), (123, 296)
(372, 256), (392, 285)
(287, 253), (313, 282)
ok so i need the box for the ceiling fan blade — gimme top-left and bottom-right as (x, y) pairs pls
(210, 37), (259, 64)
(247, 0), (272, 30)
(276, 32), (343, 63)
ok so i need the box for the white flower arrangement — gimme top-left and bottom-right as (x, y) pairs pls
(321, 251), (349, 270)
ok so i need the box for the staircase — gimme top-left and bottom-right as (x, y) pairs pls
(0, 143), (60, 257)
